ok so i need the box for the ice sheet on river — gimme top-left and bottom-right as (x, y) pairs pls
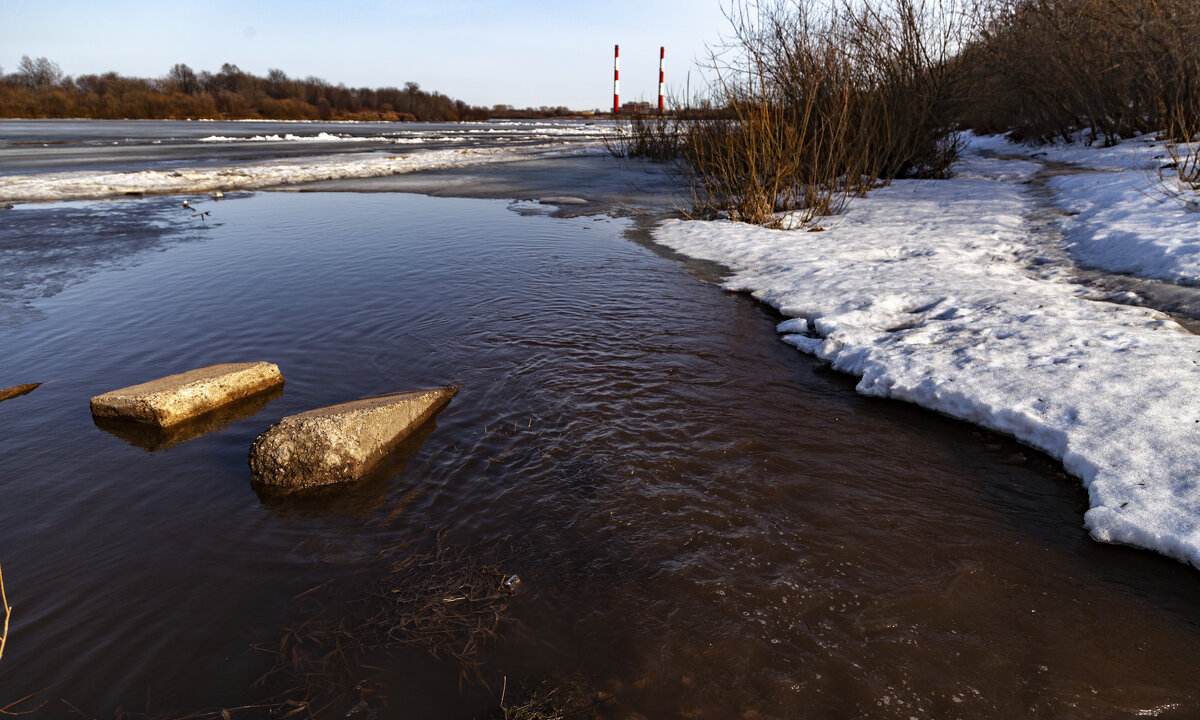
(654, 141), (1200, 569)
(0, 144), (603, 203)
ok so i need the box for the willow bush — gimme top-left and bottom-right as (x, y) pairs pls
(677, 0), (968, 226)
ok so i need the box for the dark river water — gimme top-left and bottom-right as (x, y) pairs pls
(3, 122), (1200, 719)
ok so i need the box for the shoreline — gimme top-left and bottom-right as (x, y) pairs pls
(653, 134), (1200, 570)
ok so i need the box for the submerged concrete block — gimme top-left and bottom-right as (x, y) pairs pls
(248, 386), (459, 493)
(90, 362), (285, 427)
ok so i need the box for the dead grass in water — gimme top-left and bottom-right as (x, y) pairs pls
(245, 533), (521, 718)
(34, 535), (522, 720)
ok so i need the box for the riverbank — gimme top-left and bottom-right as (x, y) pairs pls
(654, 132), (1200, 570)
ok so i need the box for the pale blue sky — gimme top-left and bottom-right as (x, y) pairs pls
(0, 0), (732, 109)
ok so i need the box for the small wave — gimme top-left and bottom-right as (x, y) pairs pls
(199, 132), (372, 143)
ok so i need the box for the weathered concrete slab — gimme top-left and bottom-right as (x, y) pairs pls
(248, 386), (459, 493)
(90, 362), (284, 427)
(93, 383), (284, 451)
(0, 383), (41, 403)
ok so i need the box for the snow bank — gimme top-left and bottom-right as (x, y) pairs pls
(966, 131), (1168, 171)
(969, 132), (1200, 285)
(1050, 171), (1200, 285)
(0, 144), (603, 203)
(653, 144), (1200, 568)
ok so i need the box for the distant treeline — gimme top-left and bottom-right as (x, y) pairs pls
(0, 57), (580, 121)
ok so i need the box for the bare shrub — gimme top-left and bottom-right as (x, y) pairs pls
(1155, 119), (1200, 212)
(681, 0), (968, 227)
(963, 0), (1200, 144)
(604, 111), (685, 162)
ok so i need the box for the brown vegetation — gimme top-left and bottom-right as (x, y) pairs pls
(664, 0), (967, 226)
(492, 677), (603, 720)
(612, 0), (1200, 225)
(0, 59), (496, 121)
(604, 111), (685, 162)
(961, 0), (1200, 144)
(246, 535), (520, 718)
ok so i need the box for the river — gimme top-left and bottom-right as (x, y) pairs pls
(2, 120), (1200, 719)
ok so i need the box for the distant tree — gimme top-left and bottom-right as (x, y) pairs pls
(218, 63), (244, 93)
(0, 60), (496, 121)
(316, 96), (333, 120)
(16, 55), (63, 90)
(266, 68), (289, 99)
(167, 63), (199, 95)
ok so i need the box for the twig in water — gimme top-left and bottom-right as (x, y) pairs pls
(1, 687), (51, 717)
(0, 562), (10, 661)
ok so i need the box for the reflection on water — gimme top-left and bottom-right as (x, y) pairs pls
(3, 191), (1200, 718)
(0, 196), (208, 327)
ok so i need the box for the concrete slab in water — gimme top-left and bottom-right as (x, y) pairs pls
(93, 383), (284, 451)
(90, 362), (284, 427)
(248, 386), (459, 493)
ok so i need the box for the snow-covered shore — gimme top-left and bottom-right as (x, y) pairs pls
(654, 135), (1200, 569)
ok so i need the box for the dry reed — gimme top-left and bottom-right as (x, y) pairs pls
(0, 563), (9, 662)
(604, 112), (685, 162)
(672, 0), (967, 226)
(246, 534), (521, 717)
(492, 677), (603, 720)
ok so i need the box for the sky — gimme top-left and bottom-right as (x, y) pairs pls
(0, 0), (734, 110)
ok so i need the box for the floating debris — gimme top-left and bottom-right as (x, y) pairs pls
(0, 383), (41, 403)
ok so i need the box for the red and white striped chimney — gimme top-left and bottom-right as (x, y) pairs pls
(613, 44), (620, 114)
(658, 47), (665, 112)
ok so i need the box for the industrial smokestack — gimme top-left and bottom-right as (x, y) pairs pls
(658, 47), (665, 112)
(613, 44), (620, 114)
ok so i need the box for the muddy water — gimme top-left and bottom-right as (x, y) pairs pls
(3, 190), (1200, 719)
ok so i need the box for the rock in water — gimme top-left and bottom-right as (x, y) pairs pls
(90, 362), (284, 427)
(248, 387), (459, 493)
